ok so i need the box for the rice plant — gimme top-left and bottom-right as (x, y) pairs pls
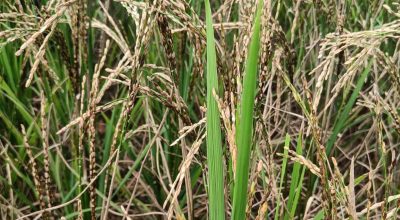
(1, 0), (400, 219)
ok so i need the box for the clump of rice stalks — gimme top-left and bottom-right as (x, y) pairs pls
(2, 0), (400, 219)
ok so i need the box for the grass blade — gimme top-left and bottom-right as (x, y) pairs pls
(275, 134), (290, 220)
(314, 210), (325, 220)
(232, 0), (263, 219)
(285, 132), (306, 219)
(325, 62), (372, 155)
(205, 1), (225, 219)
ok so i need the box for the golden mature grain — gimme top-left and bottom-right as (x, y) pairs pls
(78, 0), (88, 67)
(165, 132), (206, 218)
(213, 90), (237, 174)
(77, 199), (83, 220)
(246, 161), (263, 218)
(237, 0), (256, 70)
(193, 34), (204, 79)
(25, 22), (57, 87)
(285, 148), (321, 178)
(21, 125), (49, 220)
(87, 40), (110, 220)
(77, 74), (87, 218)
(258, 0), (272, 100)
(156, 2), (192, 134)
(40, 91), (53, 216)
(88, 101), (97, 219)
(69, 1), (80, 93)
(56, 99), (125, 135)
(15, 0), (75, 56)
(157, 7), (177, 77)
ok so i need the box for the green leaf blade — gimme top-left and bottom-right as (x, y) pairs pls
(232, 0), (264, 219)
(205, 1), (226, 219)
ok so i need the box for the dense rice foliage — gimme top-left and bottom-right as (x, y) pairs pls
(1, 0), (400, 219)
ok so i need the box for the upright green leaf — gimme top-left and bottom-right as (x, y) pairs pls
(205, 1), (225, 219)
(285, 133), (305, 219)
(232, 0), (264, 219)
(275, 134), (290, 220)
